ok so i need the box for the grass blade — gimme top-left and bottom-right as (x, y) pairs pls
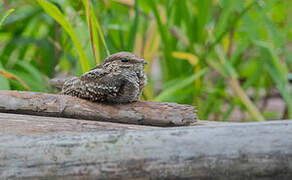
(202, 1), (257, 59)
(81, 0), (110, 60)
(83, 0), (110, 57)
(128, 0), (139, 51)
(37, 0), (90, 73)
(228, 78), (265, 121)
(172, 52), (199, 66)
(154, 68), (208, 102)
(255, 40), (292, 118)
(147, 0), (171, 81)
(0, 70), (30, 90)
(85, 0), (100, 65)
(0, 9), (15, 27)
(0, 62), (10, 90)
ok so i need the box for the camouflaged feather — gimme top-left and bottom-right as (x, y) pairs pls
(61, 52), (147, 104)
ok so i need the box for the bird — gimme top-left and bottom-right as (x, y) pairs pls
(59, 52), (147, 104)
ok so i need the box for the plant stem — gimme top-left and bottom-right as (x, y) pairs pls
(228, 78), (265, 121)
(201, 1), (257, 60)
(227, 27), (235, 59)
(86, 0), (98, 65)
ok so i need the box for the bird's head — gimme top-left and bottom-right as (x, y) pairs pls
(102, 52), (147, 70)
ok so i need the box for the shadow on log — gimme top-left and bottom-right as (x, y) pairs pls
(0, 90), (197, 127)
(0, 120), (292, 179)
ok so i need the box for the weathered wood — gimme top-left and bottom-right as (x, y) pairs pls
(0, 90), (197, 126)
(0, 113), (219, 136)
(0, 113), (158, 135)
(0, 120), (292, 180)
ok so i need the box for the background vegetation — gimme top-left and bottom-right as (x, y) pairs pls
(1, 0), (292, 121)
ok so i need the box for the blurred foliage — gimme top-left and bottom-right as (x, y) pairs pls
(0, 0), (292, 121)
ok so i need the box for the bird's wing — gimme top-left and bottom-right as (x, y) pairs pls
(80, 69), (123, 101)
(80, 67), (109, 81)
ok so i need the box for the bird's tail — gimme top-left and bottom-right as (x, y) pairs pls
(49, 77), (74, 89)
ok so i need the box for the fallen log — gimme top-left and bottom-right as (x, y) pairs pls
(0, 90), (197, 127)
(0, 120), (291, 179)
(0, 113), (222, 136)
(0, 112), (158, 135)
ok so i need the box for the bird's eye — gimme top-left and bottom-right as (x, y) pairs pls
(121, 58), (129, 62)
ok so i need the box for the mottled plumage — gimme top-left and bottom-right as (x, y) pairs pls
(61, 52), (147, 103)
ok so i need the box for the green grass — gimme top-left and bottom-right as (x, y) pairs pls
(0, 0), (292, 121)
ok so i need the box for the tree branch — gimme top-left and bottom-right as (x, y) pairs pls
(0, 90), (198, 127)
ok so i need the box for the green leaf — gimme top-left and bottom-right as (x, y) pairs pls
(37, 0), (90, 73)
(154, 68), (208, 101)
(0, 62), (10, 90)
(82, 0), (110, 57)
(0, 9), (15, 27)
(128, 0), (139, 51)
(207, 59), (228, 78)
(147, 0), (171, 81)
(10, 61), (47, 92)
(255, 40), (292, 118)
(83, 0), (101, 65)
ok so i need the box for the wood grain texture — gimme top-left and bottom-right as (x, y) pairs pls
(0, 90), (197, 126)
(0, 113), (158, 135)
(0, 120), (291, 179)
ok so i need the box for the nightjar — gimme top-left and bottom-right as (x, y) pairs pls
(60, 52), (147, 104)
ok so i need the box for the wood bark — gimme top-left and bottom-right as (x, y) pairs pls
(0, 90), (197, 127)
(0, 113), (221, 136)
(0, 120), (292, 180)
(0, 113), (158, 135)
